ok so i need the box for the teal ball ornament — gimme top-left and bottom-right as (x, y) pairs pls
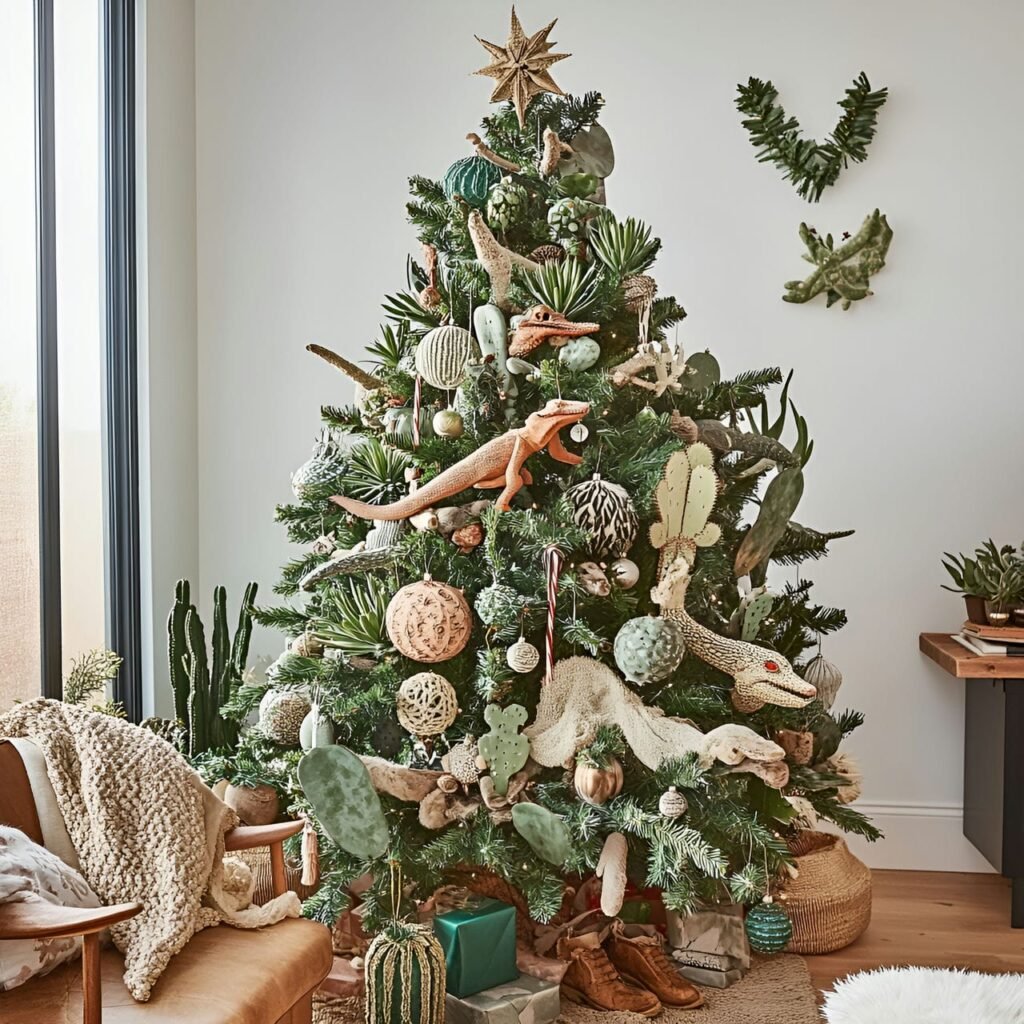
(745, 899), (793, 954)
(558, 336), (601, 372)
(486, 176), (528, 231)
(474, 583), (521, 629)
(443, 156), (503, 209)
(613, 616), (685, 685)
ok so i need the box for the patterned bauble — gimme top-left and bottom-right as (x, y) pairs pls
(290, 428), (360, 499)
(396, 672), (459, 737)
(613, 616), (686, 685)
(529, 243), (565, 264)
(569, 422), (590, 443)
(443, 155), (504, 208)
(258, 690), (312, 746)
(622, 274), (657, 313)
(432, 409), (464, 438)
(609, 558), (640, 590)
(745, 899), (793, 954)
(802, 653), (843, 710)
(486, 176), (528, 231)
(415, 325), (476, 390)
(475, 583), (522, 628)
(385, 578), (472, 664)
(658, 785), (688, 818)
(506, 637), (541, 674)
(445, 736), (481, 786)
(567, 474), (639, 558)
(547, 196), (595, 240)
(558, 335), (601, 372)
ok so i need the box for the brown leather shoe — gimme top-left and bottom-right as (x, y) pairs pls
(607, 924), (705, 1009)
(558, 936), (663, 1017)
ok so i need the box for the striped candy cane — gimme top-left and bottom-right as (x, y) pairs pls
(542, 544), (565, 684)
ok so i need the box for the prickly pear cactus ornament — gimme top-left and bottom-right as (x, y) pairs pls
(396, 673), (459, 738)
(741, 590), (776, 643)
(477, 703), (530, 796)
(682, 351), (721, 391)
(567, 474), (639, 559)
(442, 155), (503, 208)
(415, 325), (476, 390)
(648, 444), (721, 572)
(474, 583), (522, 629)
(803, 653), (843, 710)
(745, 897), (793, 954)
(558, 335), (601, 371)
(547, 196), (595, 242)
(613, 615), (686, 685)
(510, 802), (571, 865)
(258, 690), (312, 746)
(486, 176), (528, 231)
(784, 209), (893, 310)
(506, 636), (541, 674)
(734, 467), (804, 578)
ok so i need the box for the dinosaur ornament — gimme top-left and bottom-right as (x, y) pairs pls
(331, 398), (589, 520)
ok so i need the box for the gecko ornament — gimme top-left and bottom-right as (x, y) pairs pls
(331, 398), (589, 520)
(652, 557), (817, 712)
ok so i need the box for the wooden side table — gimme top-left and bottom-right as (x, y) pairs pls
(920, 633), (1024, 927)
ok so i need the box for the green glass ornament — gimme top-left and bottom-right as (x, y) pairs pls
(745, 899), (793, 954)
(443, 156), (503, 209)
(486, 176), (528, 231)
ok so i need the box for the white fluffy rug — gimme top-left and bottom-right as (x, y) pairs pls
(822, 967), (1024, 1023)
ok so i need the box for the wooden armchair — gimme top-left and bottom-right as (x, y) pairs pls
(0, 740), (332, 1024)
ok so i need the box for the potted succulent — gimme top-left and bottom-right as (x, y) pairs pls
(943, 541), (1024, 627)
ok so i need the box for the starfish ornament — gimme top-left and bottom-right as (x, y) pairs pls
(474, 8), (570, 128)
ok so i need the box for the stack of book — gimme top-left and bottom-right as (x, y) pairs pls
(952, 621), (1024, 657)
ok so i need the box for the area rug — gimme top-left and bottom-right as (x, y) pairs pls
(822, 966), (1024, 1024)
(313, 953), (818, 1023)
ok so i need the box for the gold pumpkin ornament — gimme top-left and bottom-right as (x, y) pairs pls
(385, 576), (472, 664)
(573, 757), (624, 807)
(396, 672), (460, 737)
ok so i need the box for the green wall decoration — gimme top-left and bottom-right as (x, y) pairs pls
(736, 73), (888, 202)
(784, 209), (893, 310)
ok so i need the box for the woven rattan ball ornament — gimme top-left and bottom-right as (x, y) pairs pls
(506, 637), (541, 674)
(385, 577), (472, 664)
(445, 736), (481, 786)
(658, 786), (688, 818)
(567, 474), (639, 558)
(802, 653), (843, 710)
(258, 690), (312, 746)
(415, 325), (475, 390)
(745, 897), (793, 954)
(396, 672), (459, 737)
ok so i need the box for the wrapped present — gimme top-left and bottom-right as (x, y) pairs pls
(444, 973), (561, 1024)
(433, 897), (518, 997)
(666, 904), (750, 988)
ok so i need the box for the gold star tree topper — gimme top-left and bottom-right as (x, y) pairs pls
(474, 8), (571, 129)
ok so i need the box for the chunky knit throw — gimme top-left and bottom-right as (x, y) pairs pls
(0, 699), (243, 1001)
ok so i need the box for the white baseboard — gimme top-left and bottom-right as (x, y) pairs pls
(822, 801), (997, 873)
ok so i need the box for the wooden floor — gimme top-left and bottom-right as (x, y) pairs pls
(806, 870), (1024, 995)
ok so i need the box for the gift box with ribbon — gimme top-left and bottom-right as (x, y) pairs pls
(433, 896), (518, 998)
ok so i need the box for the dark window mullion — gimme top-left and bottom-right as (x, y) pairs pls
(34, 0), (62, 700)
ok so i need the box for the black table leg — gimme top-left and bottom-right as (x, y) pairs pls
(1013, 878), (1024, 929)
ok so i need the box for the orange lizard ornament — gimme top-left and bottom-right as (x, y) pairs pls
(332, 398), (590, 520)
(509, 305), (599, 357)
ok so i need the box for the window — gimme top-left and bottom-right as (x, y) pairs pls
(0, 0), (140, 716)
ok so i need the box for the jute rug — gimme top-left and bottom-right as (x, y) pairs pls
(313, 953), (819, 1023)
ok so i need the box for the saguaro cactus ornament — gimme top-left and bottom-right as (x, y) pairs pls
(649, 444), (721, 571)
(477, 703), (530, 796)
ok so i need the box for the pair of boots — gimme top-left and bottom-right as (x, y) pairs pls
(558, 919), (703, 1017)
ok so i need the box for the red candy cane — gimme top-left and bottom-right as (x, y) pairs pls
(542, 544), (565, 684)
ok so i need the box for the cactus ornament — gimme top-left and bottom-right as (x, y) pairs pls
(477, 703), (530, 796)
(648, 444), (722, 572)
(510, 803), (571, 866)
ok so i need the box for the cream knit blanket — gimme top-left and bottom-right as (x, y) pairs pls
(0, 699), (298, 1001)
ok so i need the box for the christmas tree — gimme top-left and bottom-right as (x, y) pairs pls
(207, 9), (878, 936)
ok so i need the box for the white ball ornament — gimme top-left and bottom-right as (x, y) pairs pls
(558, 335), (601, 372)
(506, 637), (541, 674)
(609, 558), (640, 590)
(432, 409), (464, 438)
(415, 325), (475, 390)
(569, 422), (590, 443)
(659, 786), (688, 818)
(396, 672), (459, 737)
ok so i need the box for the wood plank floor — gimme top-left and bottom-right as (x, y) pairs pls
(806, 870), (1024, 995)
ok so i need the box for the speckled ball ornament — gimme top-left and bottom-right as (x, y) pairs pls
(567, 474), (639, 559)
(385, 577), (472, 664)
(506, 637), (541, 674)
(258, 690), (312, 746)
(443, 155), (504, 208)
(396, 672), (459, 737)
(558, 335), (601, 371)
(609, 558), (640, 590)
(415, 325), (475, 390)
(745, 898), (793, 954)
(486, 176), (528, 231)
(475, 583), (522, 628)
(613, 615), (686, 685)
(445, 736), (481, 786)
(658, 786), (688, 818)
(547, 196), (593, 241)
(432, 409), (464, 438)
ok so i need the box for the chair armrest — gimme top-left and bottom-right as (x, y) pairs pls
(224, 819), (304, 851)
(0, 900), (142, 940)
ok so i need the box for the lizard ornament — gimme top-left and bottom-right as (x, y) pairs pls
(331, 398), (589, 521)
(509, 305), (599, 357)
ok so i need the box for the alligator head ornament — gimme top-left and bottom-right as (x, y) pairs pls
(509, 304), (600, 357)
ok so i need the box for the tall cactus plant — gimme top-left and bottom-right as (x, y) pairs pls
(168, 579), (257, 757)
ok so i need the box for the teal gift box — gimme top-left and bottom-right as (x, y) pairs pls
(432, 897), (518, 997)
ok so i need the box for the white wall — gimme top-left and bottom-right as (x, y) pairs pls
(190, 0), (1024, 869)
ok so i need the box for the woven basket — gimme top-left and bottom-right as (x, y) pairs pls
(782, 831), (871, 954)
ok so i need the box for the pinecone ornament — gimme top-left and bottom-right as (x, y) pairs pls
(486, 176), (528, 231)
(529, 243), (565, 265)
(622, 274), (657, 313)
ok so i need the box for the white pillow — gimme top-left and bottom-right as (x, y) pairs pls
(0, 825), (101, 991)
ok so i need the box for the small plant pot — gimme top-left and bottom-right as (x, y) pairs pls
(964, 596), (987, 625)
(984, 601), (1012, 628)
(1014, 605), (1024, 628)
